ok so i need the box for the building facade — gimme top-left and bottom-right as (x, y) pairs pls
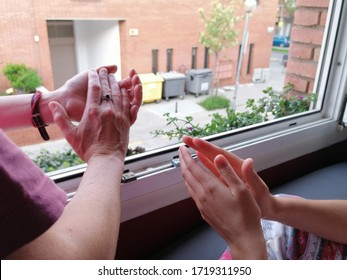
(1, 0), (277, 93)
(285, 0), (329, 95)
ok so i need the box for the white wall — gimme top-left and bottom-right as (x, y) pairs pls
(74, 20), (122, 80)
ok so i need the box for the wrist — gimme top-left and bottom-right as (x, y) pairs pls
(86, 153), (125, 183)
(40, 90), (60, 124)
(88, 153), (125, 166)
(266, 195), (294, 222)
(228, 232), (267, 260)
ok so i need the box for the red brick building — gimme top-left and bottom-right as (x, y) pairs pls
(285, 0), (329, 95)
(3, 0), (298, 147)
(1, 0), (277, 93)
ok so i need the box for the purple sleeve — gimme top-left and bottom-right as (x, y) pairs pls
(0, 130), (67, 258)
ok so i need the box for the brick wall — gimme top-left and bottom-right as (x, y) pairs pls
(1, 0), (277, 92)
(0, 0), (277, 147)
(285, 0), (329, 96)
(5, 125), (64, 147)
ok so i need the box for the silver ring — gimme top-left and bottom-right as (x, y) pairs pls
(101, 93), (112, 101)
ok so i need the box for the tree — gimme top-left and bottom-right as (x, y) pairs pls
(3, 63), (42, 94)
(199, 0), (241, 94)
(282, 0), (296, 16)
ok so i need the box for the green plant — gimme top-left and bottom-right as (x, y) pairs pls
(32, 146), (146, 173)
(3, 63), (42, 93)
(151, 109), (263, 140)
(247, 84), (317, 121)
(151, 113), (207, 140)
(0, 91), (10, 96)
(272, 47), (289, 53)
(282, 0), (296, 16)
(152, 84), (317, 140)
(33, 148), (84, 173)
(127, 146), (146, 156)
(198, 95), (231, 110)
(204, 108), (263, 135)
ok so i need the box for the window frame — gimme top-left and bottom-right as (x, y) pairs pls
(51, 0), (347, 222)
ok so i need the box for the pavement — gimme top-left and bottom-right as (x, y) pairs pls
(22, 52), (286, 158)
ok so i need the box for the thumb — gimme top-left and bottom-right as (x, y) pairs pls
(48, 101), (75, 138)
(242, 158), (268, 193)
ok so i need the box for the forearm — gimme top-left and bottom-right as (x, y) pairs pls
(57, 154), (124, 259)
(270, 197), (347, 244)
(0, 91), (59, 129)
(6, 154), (124, 260)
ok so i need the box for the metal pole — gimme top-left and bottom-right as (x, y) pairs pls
(232, 11), (250, 110)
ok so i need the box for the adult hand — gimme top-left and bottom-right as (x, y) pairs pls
(118, 69), (142, 125)
(51, 65), (117, 122)
(182, 136), (275, 219)
(52, 66), (142, 125)
(179, 145), (267, 259)
(48, 68), (136, 162)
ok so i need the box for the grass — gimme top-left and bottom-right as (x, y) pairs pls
(198, 95), (231, 111)
(272, 47), (289, 53)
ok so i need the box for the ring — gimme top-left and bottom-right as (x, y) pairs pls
(101, 93), (112, 101)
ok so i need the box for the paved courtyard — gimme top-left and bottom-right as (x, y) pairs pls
(22, 51), (287, 157)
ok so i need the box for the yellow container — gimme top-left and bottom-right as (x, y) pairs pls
(139, 73), (164, 103)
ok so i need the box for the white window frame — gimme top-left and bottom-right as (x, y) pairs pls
(51, 0), (347, 222)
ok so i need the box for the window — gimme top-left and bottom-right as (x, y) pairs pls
(166, 48), (173, 72)
(191, 47), (198, 69)
(2, 0), (347, 221)
(152, 49), (158, 74)
(204, 47), (209, 68)
(47, 20), (74, 38)
(247, 43), (254, 75)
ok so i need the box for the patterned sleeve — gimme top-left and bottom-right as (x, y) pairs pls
(219, 194), (347, 260)
(0, 130), (67, 258)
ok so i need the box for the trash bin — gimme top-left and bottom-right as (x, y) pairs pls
(185, 68), (212, 97)
(252, 68), (270, 83)
(262, 68), (271, 82)
(252, 68), (263, 83)
(157, 72), (185, 101)
(139, 73), (164, 103)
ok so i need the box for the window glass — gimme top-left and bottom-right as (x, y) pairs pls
(0, 0), (339, 174)
(128, 0), (333, 155)
(47, 21), (74, 38)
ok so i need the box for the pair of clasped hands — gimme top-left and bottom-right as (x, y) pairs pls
(179, 136), (270, 259)
(48, 65), (142, 164)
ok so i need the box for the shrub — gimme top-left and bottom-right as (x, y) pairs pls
(32, 146), (146, 173)
(198, 95), (231, 110)
(152, 84), (317, 140)
(33, 148), (84, 173)
(247, 84), (317, 121)
(3, 63), (42, 93)
(151, 108), (263, 140)
(151, 114), (208, 140)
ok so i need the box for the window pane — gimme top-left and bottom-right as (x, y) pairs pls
(0, 0), (337, 173)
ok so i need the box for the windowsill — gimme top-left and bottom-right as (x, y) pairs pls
(53, 116), (347, 222)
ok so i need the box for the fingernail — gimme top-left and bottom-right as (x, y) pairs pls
(100, 68), (107, 74)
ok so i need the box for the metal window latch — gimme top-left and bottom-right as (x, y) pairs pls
(121, 170), (137, 183)
(172, 154), (198, 168)
(171, 156), (180, 167)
